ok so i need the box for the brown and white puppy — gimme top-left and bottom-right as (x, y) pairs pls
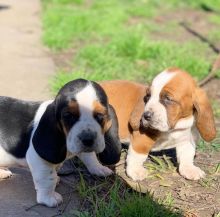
(100, 67), (216, 181)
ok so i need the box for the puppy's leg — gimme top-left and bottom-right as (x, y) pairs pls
(78, 152), (113, 177)
(0, 168), (12, 179)
(126, 131), (154, 181)
(176, 139), (205, 180)
(26, 145), (63, 207)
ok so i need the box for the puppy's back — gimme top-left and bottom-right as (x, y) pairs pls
(100, 80), (146, 139)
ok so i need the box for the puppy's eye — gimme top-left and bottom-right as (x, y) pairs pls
(144, 93), (151, 103)
(62, 112), (79, 125)
(94, 113), (105, 125)
(162, 95), (173, 105)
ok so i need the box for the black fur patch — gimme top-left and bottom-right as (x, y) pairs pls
(0, 97), (40, 158)
(32, 102), (67, 164)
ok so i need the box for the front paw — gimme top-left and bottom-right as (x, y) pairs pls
(88, 165), (113, 177)
(37, 191), (63, 207)
(126, 166), (147, 181)
(179, 165), (205, 180)
(0, 169), (12, 179)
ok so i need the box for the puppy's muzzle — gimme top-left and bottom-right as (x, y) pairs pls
(143, 111), (154, 121)
(141, 111), (155, 129)
(78, 130), (97, 147)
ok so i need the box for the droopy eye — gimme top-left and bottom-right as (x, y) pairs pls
(62, 112), (79, 126)
(144, 93), (151, 103)
(94, 113), (105, 125)
(162, 95), (173, 105)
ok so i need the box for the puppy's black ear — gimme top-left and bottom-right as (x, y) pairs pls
(98, 105), (121, 165)
(32, 102), (67, 164)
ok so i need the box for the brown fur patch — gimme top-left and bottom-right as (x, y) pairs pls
(193, 88), (216, 141)
(68, 100), (79, 115)
(93, 100), (110, 133)
(61, 100), (80, 133)
(131, 131), (156, 154)
(161, 70), (196, 128)
(93, 101), (107, 115)
(100, 80), (147, 139)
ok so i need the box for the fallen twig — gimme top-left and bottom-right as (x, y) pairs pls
(199, 54), (220, 86)
(179, 22), (220, 54)
(180, 22), (220, 86)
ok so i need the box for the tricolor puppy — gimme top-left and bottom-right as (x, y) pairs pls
(100, 67), (216, 181)
(0, 79), (121, 207)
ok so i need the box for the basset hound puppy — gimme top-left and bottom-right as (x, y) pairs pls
(0, 79), (121, 207)
(100, 67), (216, 181)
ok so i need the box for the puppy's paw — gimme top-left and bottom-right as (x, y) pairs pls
(88, 165), (113, 177)
(0, 169), (12, 179)
(37, 191), (63, 207)
(179, 165), (205, 180)
(126, 166), (147, 181)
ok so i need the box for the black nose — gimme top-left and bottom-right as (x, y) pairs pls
(78, 131), (97, 147)
(143, 111), (153, 121)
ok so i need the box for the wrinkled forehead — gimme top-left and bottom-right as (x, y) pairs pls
(151, 68), (196, 98)
(73, 83), (107, 115)
(150, 70), (176, 98)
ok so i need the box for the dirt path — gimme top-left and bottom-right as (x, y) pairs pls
(0, 0), (54, 100)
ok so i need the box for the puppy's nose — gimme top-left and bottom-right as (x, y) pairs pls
(78, 131), (97, 147)
(143, 111), (153, 121)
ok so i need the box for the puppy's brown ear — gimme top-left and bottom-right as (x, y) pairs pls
(129, 87), (149, 131)
(193, 88), (216, 142)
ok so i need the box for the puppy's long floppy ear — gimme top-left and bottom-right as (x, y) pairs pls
(129, 87), (149, 131)
(98, 105), (121, 165)
(32, 102), (67, 164)
(193, 88), (216, 142)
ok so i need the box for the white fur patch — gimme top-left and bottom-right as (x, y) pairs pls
(78, 152), (113, 176)
(176, 138), (205, 180)
(0, 146), (27, 167)
(32, 100), (53, 135)
(26, 100), (62, 207)
(126, 145), (148, 181)
(143, 70), (176, 131)
(66, 83), (105, 154)
(174, 116), (194, 130)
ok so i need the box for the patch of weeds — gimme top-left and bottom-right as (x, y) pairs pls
(208, 29), (220, 45)
(209, 14), (220, 25)
(68, 176), (182, 217)
(42, 0), (129, 50)
(51, 37), (211, 93)
(145, 155), (176, 181)
(197, 135), (220, 152)
(215, 212), (220, 217)
(212, 100), (220, 118)
(43, 0), (216, 94)
(160, 192), (175, 207)
(198, 175), (218, 189)
(214, 163), (220, 174)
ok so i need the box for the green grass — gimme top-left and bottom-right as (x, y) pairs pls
(197, 133), (220, 152)
(66, 175), (182, 217)
(42, 0), (220, 93)
(50, 37), (212, 92)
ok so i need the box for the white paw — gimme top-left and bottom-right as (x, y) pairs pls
(179, 165), (205, 180)
(37, 191), (63, 207)
(88, 165), (113, 177)
(126, 166), (147, 181)
(0, 169), (12, 179)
